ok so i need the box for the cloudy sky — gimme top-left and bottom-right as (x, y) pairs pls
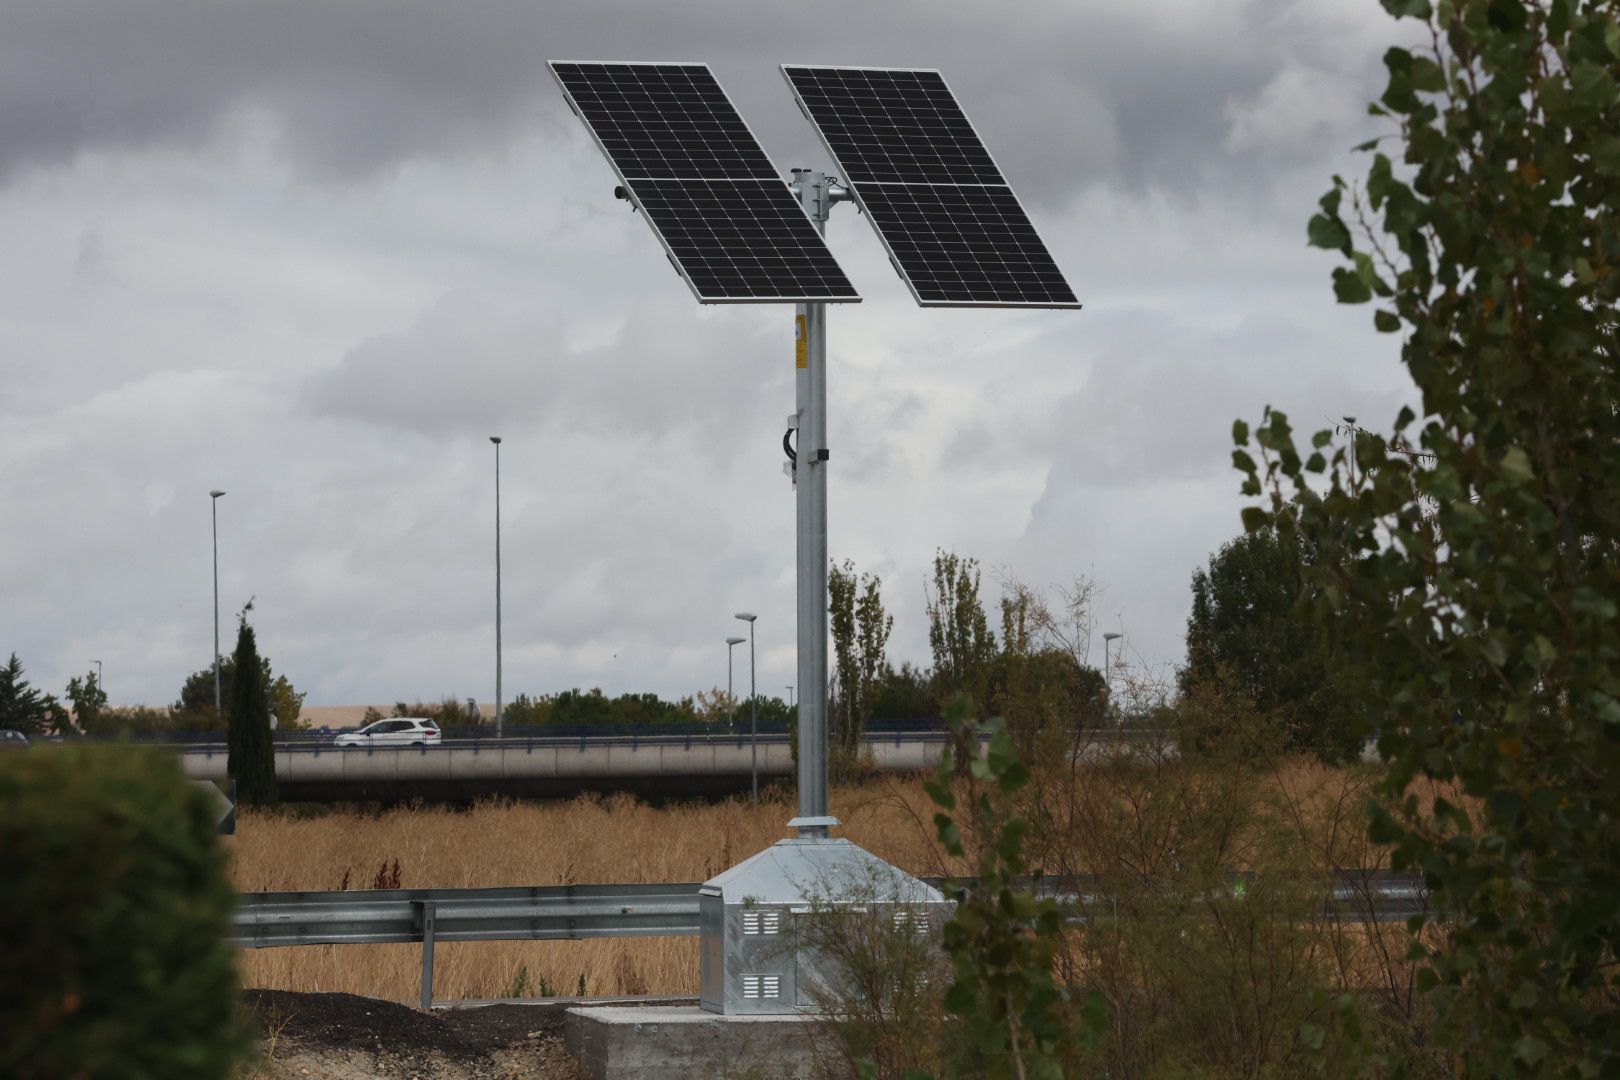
(0, 0), (1419, 711)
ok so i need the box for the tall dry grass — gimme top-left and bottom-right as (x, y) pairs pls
(228, 779), (961, 1003)
(228, 760), (1403, 1009)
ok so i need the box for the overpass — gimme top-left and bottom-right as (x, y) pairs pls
(177, 729), (960, 802)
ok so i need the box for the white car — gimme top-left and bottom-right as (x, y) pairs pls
(333, 718), (442, 748)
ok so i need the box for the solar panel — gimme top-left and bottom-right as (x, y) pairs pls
(550, 62), (860, 304)
(782, 65), (1079, 309)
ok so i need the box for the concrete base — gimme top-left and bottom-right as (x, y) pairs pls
(564, 1005), (820, 1080)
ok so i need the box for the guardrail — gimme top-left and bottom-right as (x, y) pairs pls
(234, 871), (1429, 1008)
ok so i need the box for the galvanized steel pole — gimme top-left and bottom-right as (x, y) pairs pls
(210, 490), (225, 716)
(734, 613), (758, 801)
(749, 619), (757, 801)
(726, 636), (745, 732)
(491, 436), (503, 738)
(788, 170), (843, 838)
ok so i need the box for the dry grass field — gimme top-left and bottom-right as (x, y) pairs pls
(229, 759), (1396, 1005)
(229, 778), (966, 1002)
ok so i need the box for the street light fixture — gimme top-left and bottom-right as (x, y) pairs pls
(735, 612), (757, 802)
(210, 490), (226, 717)
(490, 436), (504, 738)
(726, 636), (746, 732)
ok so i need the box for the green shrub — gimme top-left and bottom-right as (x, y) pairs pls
(0, 746), (250, 1079)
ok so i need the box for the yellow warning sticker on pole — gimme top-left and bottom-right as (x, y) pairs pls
(795, 314), (808, 368)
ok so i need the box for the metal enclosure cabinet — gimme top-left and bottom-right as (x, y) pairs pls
(699, 836), (949, 1015)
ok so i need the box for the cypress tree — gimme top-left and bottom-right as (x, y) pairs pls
(225, 608), (277, 806)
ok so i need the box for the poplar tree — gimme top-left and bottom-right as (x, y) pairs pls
(1237, 0), (1620, 1069)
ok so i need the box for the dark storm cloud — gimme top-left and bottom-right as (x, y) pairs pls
(1, 0), (1390, 199)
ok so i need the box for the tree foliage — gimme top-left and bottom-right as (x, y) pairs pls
(1181, 526), (1361, 761)
(919, 698), (1102, 1079)
(926, 550), (997, 702)
(174, 654), (305, 732)
(0, 746), (250, 1078)
(1236, 0), (1620, 1071)
(63, 669), (109, 733)
(830, 559), (895, 755)
(226, 612), (277, 807)
(988, 577), (1109, 752)
(0, 654), (65, 736)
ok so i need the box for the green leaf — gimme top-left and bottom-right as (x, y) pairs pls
(1307, 213), (1352, 253)
(943, 979), (977, 1015)
(1379, 0), (1431, 16)
(1487, 0), (1526, 31)
(997, 817), (1030, 862)
(1299, 1022), (1326, 1051)
(1589, 136), (1620, 177)
(1333, 267), (1373, 304)
(1571, 61), (1611, 108)
(998, 760), (1031, 793)
(1515, 1036), (1548, 1065)
(1510, 982), (1540, 1010)
(1240, 506), (1271, 533)
(1500, 446), (1533, 484)
(1367, 153), (1395, 206)
(1352, 251), (1386, 295)
(1375, 309), (1402, 332)
(1409, 56), (1445, 92)
(986, 729), (1017, 772)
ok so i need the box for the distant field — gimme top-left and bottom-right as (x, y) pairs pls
(228, 778), (955, 1001)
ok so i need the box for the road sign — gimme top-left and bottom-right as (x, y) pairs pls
(193, 779), (236, 835)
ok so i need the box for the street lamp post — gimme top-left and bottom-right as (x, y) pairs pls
(726, 636), (745, 732)
(1103, 632), (1122, 721)
(490, 436), (503, 738)
(92, 659), (102, 691)
(735, 612), (757, 802)
(786, 685), (794, 710)
(210, 490), (226, 716)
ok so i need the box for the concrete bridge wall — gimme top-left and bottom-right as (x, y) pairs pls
(179, 735), (951, 802)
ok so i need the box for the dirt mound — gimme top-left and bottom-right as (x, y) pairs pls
(245, 990), (581, 1080)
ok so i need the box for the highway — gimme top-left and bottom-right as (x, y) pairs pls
(175, 728), (961, 801)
